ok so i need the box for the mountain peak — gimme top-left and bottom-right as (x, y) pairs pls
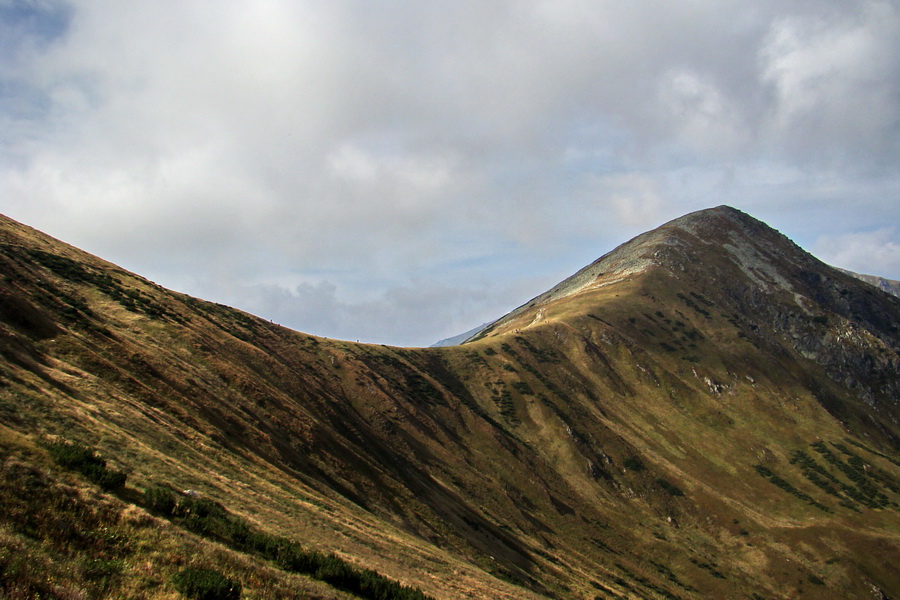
(665, 203), (748, 228)
(649, 205), (782, 253)
(471, 206), (785, 336)
(470, 204), (899, 378)
(667, 204), (787, 243)
(671, 203), (749, 221)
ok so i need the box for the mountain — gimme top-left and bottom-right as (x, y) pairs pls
(1, 206), (898, 600)
(430, 323), (490, 347)
(839, 268), (900, 299)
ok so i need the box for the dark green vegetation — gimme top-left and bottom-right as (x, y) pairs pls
(1, 434), (432, 600)
(1, 206), (899, 599)
(172, 567), (242, 600)
(144, 482), (430, 600)
(753, 465), (830, 512)
(0, 443), (132, 599)
(44, 439), (128, 491)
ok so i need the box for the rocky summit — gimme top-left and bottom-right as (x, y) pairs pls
(0, 206), (898, 600)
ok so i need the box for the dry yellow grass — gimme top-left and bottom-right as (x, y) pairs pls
(1, 208), (898, 599)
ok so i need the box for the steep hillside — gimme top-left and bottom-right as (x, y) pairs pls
(1, 207), (898, 600)
(473, 206), (900, 441)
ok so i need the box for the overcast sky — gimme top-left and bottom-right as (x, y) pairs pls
(2, 0), (899, 346)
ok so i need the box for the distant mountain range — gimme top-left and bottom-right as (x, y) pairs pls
(839, 268), (900, 298)
(1, 206), (897, 599)
(430, 322), (490, 347)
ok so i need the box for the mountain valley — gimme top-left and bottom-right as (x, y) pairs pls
(1, 206), (898, 599)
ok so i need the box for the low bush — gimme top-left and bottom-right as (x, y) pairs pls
(656, 478), (684, 497)
(143, 484), (177, 516)
(172, 566), (241, 600)
(141, 482), (433, 600)
(753, 465), (828, 511)
(44, 440), (127, 491)
(623, 456), (645, 472)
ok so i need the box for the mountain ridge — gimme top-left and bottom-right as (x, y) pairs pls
(430, 322), (490, 347)
(839, 268), (900, 298)
(470, 206), (900, 428)
(1, 208), (898, 599)
(469, 205), (867, 341)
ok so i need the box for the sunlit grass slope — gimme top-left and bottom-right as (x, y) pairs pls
(1, 207), (898, 599)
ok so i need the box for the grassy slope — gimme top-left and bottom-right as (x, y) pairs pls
(456, 270), (900, 598)
(1, 212), (898, 599)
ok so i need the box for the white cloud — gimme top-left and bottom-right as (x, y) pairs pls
(1, 0), (898, 343)
(200, 275), (540, 348)
(571, 172), (669, 231)
(813, 228), (900, 279)
(759, 2), (900, 165)
(657, 69), (747, 155)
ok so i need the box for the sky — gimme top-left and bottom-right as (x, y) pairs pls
(2, 0), (899, 347)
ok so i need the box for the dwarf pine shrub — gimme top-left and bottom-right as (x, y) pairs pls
(656, 478), (684, 497)
(143, 484), (177, 516)
(44, 440), (127, 491)
(623, 456), (645, 472)
(172, 566), (241, 600)
(141, 483), (433, 600)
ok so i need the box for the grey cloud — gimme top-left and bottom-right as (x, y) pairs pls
(205, 276), (542, 348)
(1, 0), (898, 342)
(813, 228), (900, 278)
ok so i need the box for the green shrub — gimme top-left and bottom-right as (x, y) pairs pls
(511, 381), (534, 395)
(144, 484), (433, 600)
(176, 496), (228, 520)
(172, 566), (241, 600)
(44, 440), (127, 491)
(623, 456), (645, 472)
(144, 484), (177, 516)
(753, 465), (829, 511)
(45, 440), (98, 470)
(656, 478), (684, 497)
(90, 466), (127, 491)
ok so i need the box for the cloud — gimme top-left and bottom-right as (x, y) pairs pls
(813, 228), (900, 279)
(759, 2), (900, 167)
(200, 275), (544, 348)
(1, 0), (898, 344)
